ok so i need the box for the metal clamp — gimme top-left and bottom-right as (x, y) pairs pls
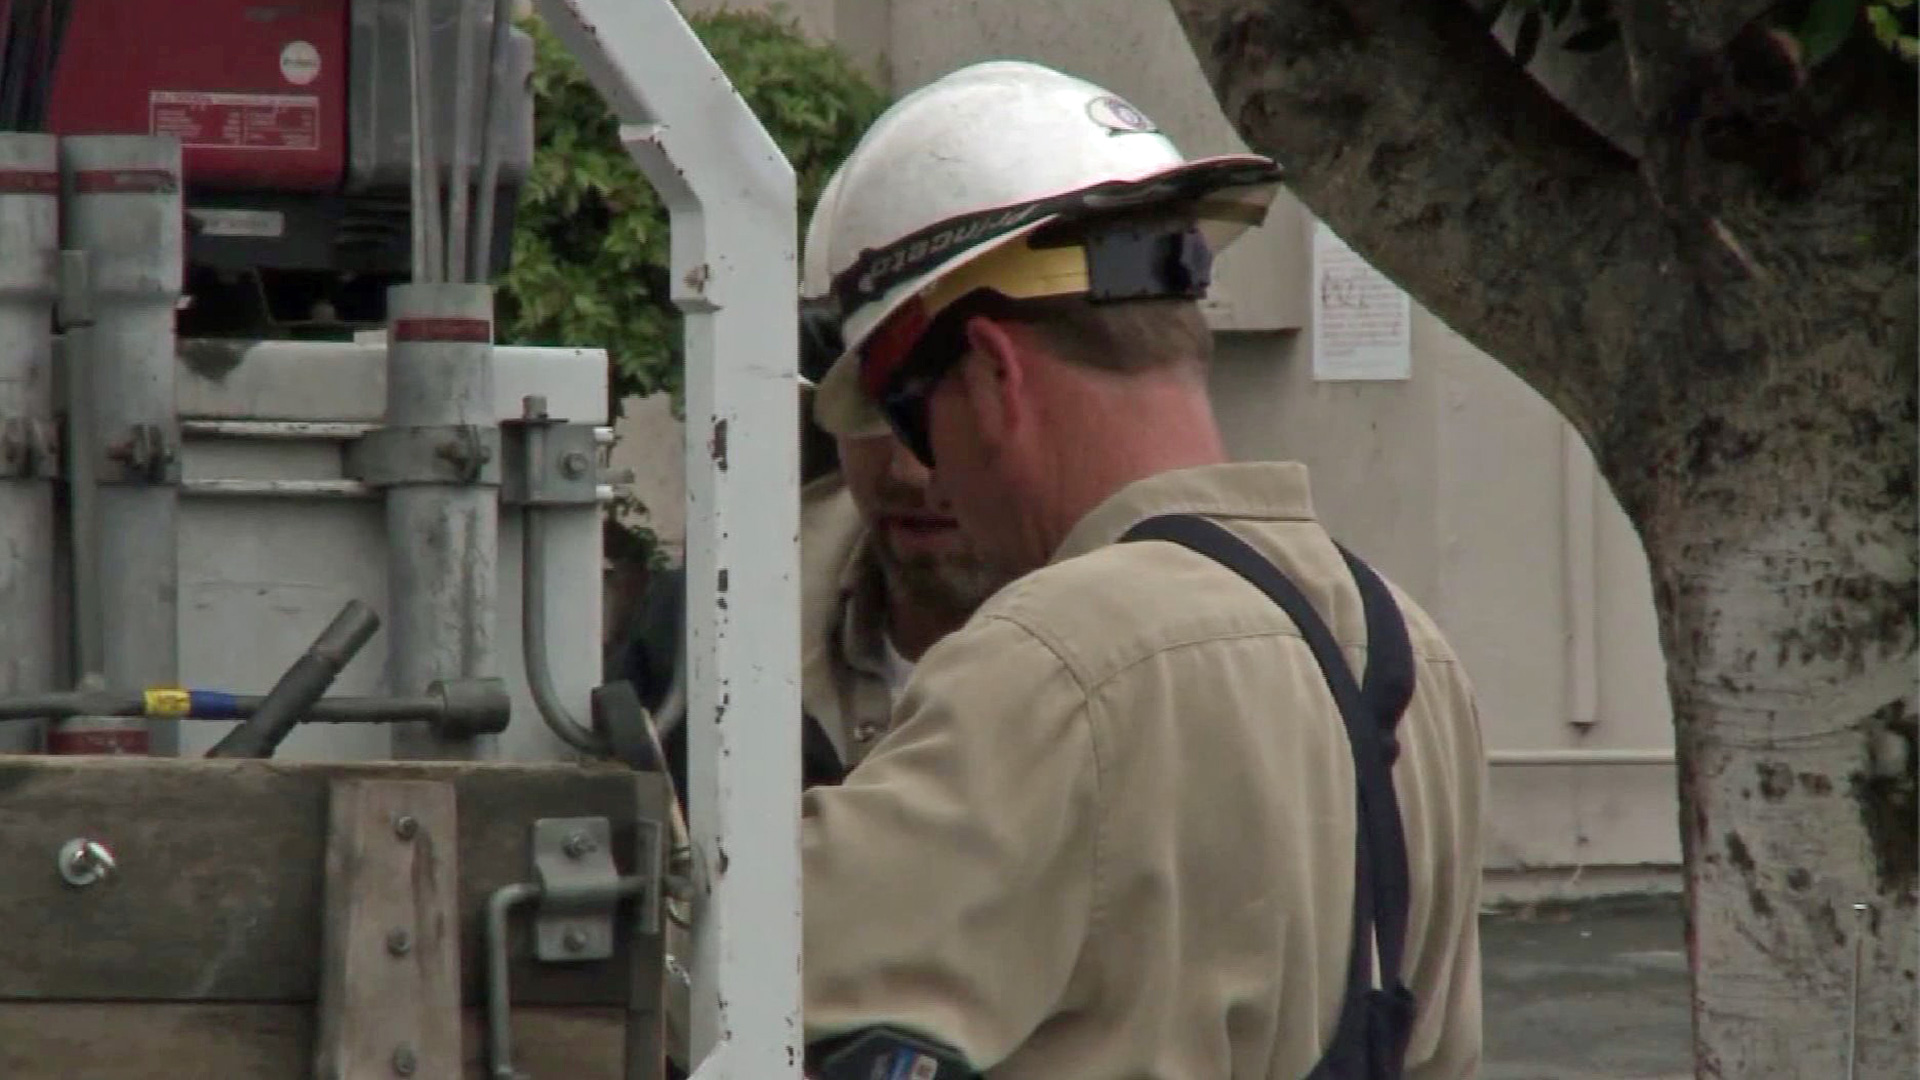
(501, 396), (600, 507)
(99, 423), (180, 484)
(531, 817), (630, 960)
(0, 416), (60, 479)
(347, 424), (502, 488)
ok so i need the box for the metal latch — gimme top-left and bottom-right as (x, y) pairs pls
(532, 817), (627, 960)
(485, 814), (665, 1080)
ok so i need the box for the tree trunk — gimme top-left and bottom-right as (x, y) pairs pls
(1162, 1), (1919, 1075)
(1627, 386), (1916, 1078)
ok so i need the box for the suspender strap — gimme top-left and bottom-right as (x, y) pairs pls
(1120, 514), (1417, 1078)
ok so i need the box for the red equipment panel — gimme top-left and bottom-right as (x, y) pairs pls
(46, 0), (348, 192)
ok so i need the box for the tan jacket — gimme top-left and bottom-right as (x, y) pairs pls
(798, 472), (905, 769)
(802, 462), (1487, 1079)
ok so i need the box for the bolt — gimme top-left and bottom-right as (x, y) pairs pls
(393, 815), (418, 841)
(560, 450), (590, 479)
(58, 838), (116, 888)
(562, 832), (597, 859)
(563, 928), (590, 953)
(386, 928), (412, 957)
(391, 1044), (417, 1077)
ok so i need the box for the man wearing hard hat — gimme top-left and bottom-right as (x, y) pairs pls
(795, 60), (1488, 1080)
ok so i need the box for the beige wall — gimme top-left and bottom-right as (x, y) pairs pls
(609, 0), (1682, 898)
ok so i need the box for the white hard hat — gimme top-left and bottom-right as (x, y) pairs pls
(805, 59), (1283, 439)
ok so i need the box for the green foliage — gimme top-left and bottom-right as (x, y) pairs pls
(495, 8), (887, 407)
(1865, 0), (1920, 60)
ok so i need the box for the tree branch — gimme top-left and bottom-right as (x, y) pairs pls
(1167, 0), (1688, 438)
(1617, 0), (1791, 120)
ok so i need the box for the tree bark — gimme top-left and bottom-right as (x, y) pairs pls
(1167, 1), (1918, 1076)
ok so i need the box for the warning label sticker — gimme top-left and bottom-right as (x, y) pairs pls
(149, 91), (319, 152)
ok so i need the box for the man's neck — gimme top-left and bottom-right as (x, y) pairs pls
(1039, 376), (1229, 559)
(883, 589), (963, 662)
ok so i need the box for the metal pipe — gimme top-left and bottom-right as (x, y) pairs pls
(0, 688), (494, 725)
(444, 0), (481, 283)
(383, 282), (499, 759)
(486, 873), (649, 1080)
(1846, 901), (1867, 1079)
(180, 478), (616, 503)
(469, 0), (518, 282)
(182, 478), (375, 499)
(0, 132), (60, 754)
(484, 880), (544, 1080)
(180, 420), (377, 440)
(206, 600), (382, 758)
(408, 0), (442, 284)
(1486, 749), (1674, 766)
(520, 402), (606, 756)
(57, 134), (184, 756)
(59, 249), (103, 693)
(1561, 422), (1599, 730)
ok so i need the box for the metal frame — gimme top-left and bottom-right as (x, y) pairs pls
(57, 134), (185, 757)
(0, 133), (60, 754)
(532, 2), (802, 1077)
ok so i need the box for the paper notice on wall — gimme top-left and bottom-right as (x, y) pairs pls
(1310, 221), (1412, 381)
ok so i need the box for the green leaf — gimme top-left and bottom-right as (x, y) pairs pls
(1481, 0), (1512, 28)
(1868, 3), (1902, 39)
(1797, 0), (1863, 65)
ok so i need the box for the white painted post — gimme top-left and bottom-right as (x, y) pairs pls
(530, 3), (803, 1078)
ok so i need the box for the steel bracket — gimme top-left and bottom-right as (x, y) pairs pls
(501, 417), (601, 507)
(346, 424), (501, 488)
(0, 417), (60, 479)
(529, 815), (657, 962)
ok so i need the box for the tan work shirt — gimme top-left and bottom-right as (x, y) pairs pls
(802, 461), (1487, 1079)
(798, 472), (909, 769)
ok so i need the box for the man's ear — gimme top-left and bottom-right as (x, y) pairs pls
(957, 314), (1027, 449)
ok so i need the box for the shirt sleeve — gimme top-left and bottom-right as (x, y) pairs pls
(801, 612), (1100, 1068)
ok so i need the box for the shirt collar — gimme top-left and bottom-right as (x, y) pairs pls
(1051, 461), (1317, 564)
(836, 536), (892, 679)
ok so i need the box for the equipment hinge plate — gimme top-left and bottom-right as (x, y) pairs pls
(530, 816), (636, 962)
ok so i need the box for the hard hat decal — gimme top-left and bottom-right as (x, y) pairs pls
(1086, 95), (1157, 135)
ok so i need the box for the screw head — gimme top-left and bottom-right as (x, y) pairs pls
(560, 450), (590, 479)
(393, 815), (418, 841)
(58, 838), (116, 888)
(391, 1044), (417, 1076)
(562, 927), (590, 953)
(386, 928), (413, 957)
(562, 832), (597, 859)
